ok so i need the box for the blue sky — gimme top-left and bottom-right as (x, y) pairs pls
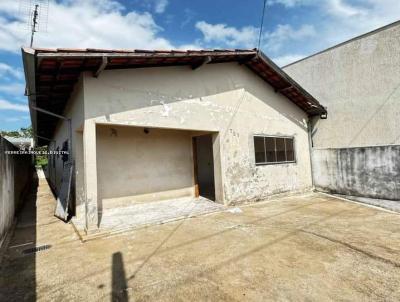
(0, 0), (399, 131)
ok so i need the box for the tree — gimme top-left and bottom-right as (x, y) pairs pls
(0, 125), (33, 138)
(1, 130), (20, 137)
(20, 126), (33, 138)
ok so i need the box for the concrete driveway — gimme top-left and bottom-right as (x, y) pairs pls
(1, 178), (400, 301)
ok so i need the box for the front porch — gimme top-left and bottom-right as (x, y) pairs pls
(80, 122), (224, 233)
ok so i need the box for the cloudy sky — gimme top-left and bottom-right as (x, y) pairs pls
(0, 0), (399, 130)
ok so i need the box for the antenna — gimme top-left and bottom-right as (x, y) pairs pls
(30, 4), (39, 47)
(257, 0), (267, 52)
(19, 0), (49, 47)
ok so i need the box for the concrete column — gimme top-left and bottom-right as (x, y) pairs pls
(212, 132), (225, 204)
(83, 119), (98, 231)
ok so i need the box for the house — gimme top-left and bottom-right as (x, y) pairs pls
(22, 48), (326, 231)
(283, 21), (400, 203)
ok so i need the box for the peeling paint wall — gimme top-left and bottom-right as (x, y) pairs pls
(0, 137), (33, 247)
(83, 62), (313, 204)
(312, 146), (400, 200)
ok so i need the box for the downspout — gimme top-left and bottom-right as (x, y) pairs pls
(307, 117), (315, 190)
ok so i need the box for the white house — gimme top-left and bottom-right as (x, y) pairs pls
(22, 48), (326, 232)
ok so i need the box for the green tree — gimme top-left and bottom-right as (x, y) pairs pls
(35, 145), (48, 167)
(20, 126), (33, 138)
(0, 125), (33, 138)
(1, 130), (20, 137)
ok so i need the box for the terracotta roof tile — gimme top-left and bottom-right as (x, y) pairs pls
(23, 48), (326, 143)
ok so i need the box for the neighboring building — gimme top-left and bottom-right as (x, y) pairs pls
(284, 21), (400, 201)
(22, 48), (326, 230)
(3, 137), (33, 150)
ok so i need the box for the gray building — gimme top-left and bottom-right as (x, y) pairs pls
(284, 21), (400, 202)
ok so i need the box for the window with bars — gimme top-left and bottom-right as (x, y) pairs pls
(254, 135), (295, 165)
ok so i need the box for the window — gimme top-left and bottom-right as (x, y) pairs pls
(254, 136), (266, 163)
(254, 136), (295, 165)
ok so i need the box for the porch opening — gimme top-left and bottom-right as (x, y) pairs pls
(81, 125), (224, 232)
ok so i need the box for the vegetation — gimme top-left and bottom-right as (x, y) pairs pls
(1, 126), (48, 167)
(0, 126), (33, 138)
(35, 145), (48, 167)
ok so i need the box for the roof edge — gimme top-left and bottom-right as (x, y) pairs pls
(257, 51), (327, 115)
(21, 47), (38, 145)
(283, 19), (400, 68)
(26, 48), (327, 142)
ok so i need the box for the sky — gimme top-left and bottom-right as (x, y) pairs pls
(0, 0), (399, 131)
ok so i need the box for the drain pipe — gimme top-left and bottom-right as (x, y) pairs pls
(307, 117), (315, 190)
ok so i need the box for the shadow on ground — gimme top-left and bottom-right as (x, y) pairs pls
(111, 252), (128, 302)
(0, 171), (38, 301)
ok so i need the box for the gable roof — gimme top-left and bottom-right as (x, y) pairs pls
(22, 48), (326, 144)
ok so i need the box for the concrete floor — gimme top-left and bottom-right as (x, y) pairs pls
(1, 178), (400, 301)
(72, 196), (225, 238)
(332, 193), (400, 213)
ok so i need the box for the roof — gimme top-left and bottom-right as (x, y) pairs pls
(22, 48), (327, 145)
(3, 136), (33, 149)
(284, 19), (400, 68)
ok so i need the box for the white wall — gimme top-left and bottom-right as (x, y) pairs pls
(284, 23), (400, 203)
(96, 125), (195, 205)
(284, 22), (400, 148)
(83, 62), (313, 204)
(49, 76), (85, 218)
(0, 137), (32, 247)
